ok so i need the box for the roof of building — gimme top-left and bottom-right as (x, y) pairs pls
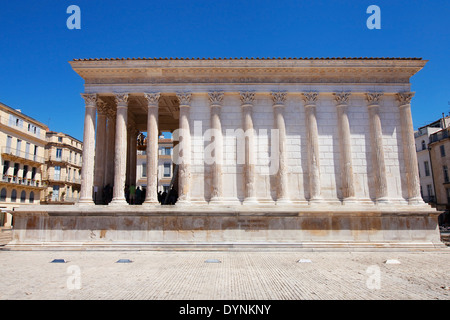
(0, 101), (48, 130)
(73, 57), (423, 61)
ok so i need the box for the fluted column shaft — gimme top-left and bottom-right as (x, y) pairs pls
(176, 93), (192, 205)
(208, 92), (224, 203)
(302, 92), (322, 202)
(366, 93), (388, 203)
(94, 101), (108, 204)
(271, 92), (290, 203)
(144, 93), (160, 204)
(397, 92), (422, 204)
(240, 92), (257, 204)
(334, 93), (356, 202)
(110, 93), (129, 205)
(79, 93), (97, 204)
(104, 111), (116, 187)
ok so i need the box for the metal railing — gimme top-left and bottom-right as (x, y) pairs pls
(43, 174), (81, 184)
(1, 147), (45, 163)
(47, 154), (82, 166)
(430, 128), (450, 143)
(1, 174), (42, 187)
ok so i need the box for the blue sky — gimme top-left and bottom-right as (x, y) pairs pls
(0, 0), (449, 141)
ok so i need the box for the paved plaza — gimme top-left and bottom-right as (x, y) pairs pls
(0, 247), (449, 300)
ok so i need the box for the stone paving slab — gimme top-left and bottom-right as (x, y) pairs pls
(0, 249), (449, 300)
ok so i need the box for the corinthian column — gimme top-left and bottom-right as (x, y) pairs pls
(104, 107), (116, 189)
(302, 92), (322, 203)
(208, 91), (224, 204)
(271, 91), (290, 204)
(333, 92), (356, 203)
(397, 92), (423, 204)
(79, 93), (97, 205)
(240, 91), (258, 205)
(94, 99), (108, 204)
(176, 92), (192, 205)
(144, 92), (160, 205)
(366, 92), (388, 203)
(110, 93), (129, 205)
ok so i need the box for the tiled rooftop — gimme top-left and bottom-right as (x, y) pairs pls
(73, 57), (422, 61)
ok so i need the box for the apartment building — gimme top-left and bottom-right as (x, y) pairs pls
(428, 127), (450, 212)
(0, 102), (48, 226)
(43, 131), (82, 204)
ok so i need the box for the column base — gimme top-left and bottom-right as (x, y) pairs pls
(342, 197), (358, 205)
(109, 198), (128, 206)
(308, 197), (323, 204)
(408, 197), (425, 205)
(243, 197), (259, 205)
(276, 198), (292, 205)
(77, 198), (95, 206)
(375, 197), (390, 205)
(209, 197), (225, 205)
(142, 200), (160, 206)
(175, 199), (191, 206)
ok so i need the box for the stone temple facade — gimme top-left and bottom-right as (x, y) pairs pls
(8, 57), (444, 250)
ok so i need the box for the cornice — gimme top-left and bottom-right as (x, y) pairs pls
(70, 58), (427, 86)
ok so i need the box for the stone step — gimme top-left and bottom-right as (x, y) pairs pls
(0, 228), (12, 244)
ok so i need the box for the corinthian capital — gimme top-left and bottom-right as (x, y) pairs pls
(176, 92), (192, 106)
(239, 91), (255, 106)
(396, 92), (415, 105)
(333, 92), (351, 105)
(208, 91), (224, 107)
(302, 92), (318, 105)
(144, 92), (161, 106)
(81, 93), (97, 106)
(96, 99), (109, 115)
(114, 93), (129, 106)
(271, 91), (287, 106)
(365, 92), (383, 105)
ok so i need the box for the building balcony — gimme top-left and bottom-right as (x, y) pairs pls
(1, 147), (44, 164)
(0, 174), (45, 189)
(46, 155), (82, 167)
(43, 175), (81, 185)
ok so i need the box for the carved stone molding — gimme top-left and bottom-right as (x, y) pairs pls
(239, 91), (255, 106)
(208, 91), (224, 107)
(302, 92), (318, 106)
(396, 92), (414, 105)
(333, 92), (351, 105)
(81, 93), (97, 106)
(365, 92), (383, 105)
(176, 92), (192, 106)
(114, 93), (129, 106)
(271, 91), (287, 106)
(144, 92), (161, 106)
